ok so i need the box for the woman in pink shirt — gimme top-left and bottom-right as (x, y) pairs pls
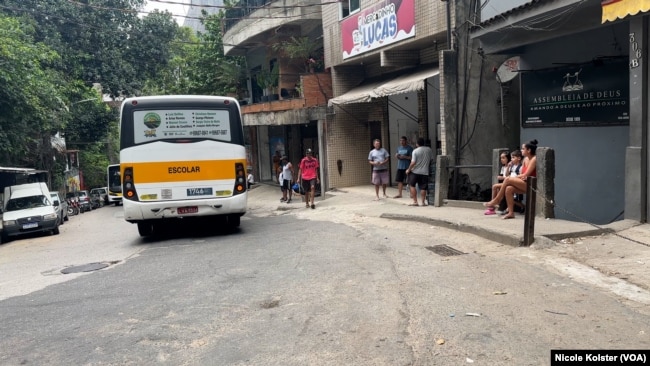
(298, 149), (320, 209)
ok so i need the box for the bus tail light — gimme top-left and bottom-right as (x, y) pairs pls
(233, 163), (246, 195)
(123, 167), (138, 201)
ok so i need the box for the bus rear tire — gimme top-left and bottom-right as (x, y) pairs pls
(137, 222), (154, 237)
(227, 214), (240, 228)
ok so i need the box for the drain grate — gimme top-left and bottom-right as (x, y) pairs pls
(61, 262), (110, 274)
(425, 245), (466, 257)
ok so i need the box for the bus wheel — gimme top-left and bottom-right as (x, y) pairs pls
(137, 222), (154, 237)
(227, 215), (240, 228)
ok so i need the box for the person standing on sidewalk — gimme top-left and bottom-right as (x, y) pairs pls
(406, 137), (434, 206)
(393, 136), (413, 198)
(368, 139), (390, 201)
(280, 156), (294, 203)
(298, 149), (319, 209)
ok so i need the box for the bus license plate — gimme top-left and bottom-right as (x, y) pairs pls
(187, 187), (213, 196)
(178, 206), (198, 214)
(23, 222), (38, 229)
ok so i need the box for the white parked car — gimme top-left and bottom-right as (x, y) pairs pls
(2, 183), (59, 242)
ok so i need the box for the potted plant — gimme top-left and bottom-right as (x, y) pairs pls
(295, 81), (303, 98)
(274, 36), (323, 73)
(255, 62), (279, 102)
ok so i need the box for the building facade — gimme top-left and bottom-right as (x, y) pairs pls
(222, 0), (332, 185)
(321, 0), (513, 204)
(183, 0), (224, 33)
(470, 0), (650, 225)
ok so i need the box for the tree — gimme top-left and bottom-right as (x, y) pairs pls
(0, 15), (67, 166)
(0, 0), (177, 98)
(142, 26), (199, 95)
(0, 1), (177, 184)
(142, 10), (248, 97)
(187, 11), (247, 95)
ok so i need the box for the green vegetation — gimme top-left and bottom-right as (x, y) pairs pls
(0, 2), (242, 190)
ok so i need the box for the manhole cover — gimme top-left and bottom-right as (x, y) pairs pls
(426, 245), (466, 257)
(61, 262), (110, 274)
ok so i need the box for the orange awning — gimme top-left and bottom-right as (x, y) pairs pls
(602, 0), (650, 23)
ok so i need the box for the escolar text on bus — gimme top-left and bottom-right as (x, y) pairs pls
(168, 166), (201, 174)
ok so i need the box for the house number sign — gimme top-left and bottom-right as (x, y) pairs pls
(630, 32), (642, 69)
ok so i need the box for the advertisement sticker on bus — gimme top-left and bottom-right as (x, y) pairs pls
(133, 110), (232, 144)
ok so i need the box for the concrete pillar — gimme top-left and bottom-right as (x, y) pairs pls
(536, 147), (555, 219)
(626, 17), (648, 222)
(492, 148), (509, 185)
(434, 155), (450, 207)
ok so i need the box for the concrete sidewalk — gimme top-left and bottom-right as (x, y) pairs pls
(248, 182), (650, 297)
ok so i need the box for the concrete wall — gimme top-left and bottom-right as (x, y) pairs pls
(517, 23), (629, 224)
(440, 47), (515, 200)
(522, 126), (627, 224)
(388, 91), (419, 181)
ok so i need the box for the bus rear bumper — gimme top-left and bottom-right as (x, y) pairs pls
(123, 194), (247, 222)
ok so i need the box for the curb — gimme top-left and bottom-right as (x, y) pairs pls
(380, 213), (619, 248)
(380, 213), (523, 247)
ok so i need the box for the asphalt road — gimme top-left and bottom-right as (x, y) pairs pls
(0, 201), (649, 365)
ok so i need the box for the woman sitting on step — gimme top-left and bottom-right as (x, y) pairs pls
(483, 139), (538, 219)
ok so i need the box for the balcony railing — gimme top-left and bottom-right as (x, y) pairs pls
(224, 0), (274, 33)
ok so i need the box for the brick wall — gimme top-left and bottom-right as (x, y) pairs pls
(301, 73), (332, 107)
(327, 100), (388, 188)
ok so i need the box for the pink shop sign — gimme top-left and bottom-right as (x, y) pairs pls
(341, 0), (415, 59)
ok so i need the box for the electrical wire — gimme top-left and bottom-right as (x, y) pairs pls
(0, 3), (322, 48)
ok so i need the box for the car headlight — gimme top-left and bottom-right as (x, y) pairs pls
(43, 213), (57, 220)
(4, 220), (16, 226)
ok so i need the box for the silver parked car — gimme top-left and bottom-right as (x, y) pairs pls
(50, 192), (68, 225)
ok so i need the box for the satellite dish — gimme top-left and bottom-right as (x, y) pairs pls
(496, 56), (520, 83)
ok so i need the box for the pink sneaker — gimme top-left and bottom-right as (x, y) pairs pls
(484, 208), (496, 215)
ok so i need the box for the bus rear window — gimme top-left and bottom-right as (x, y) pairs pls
(132, 109), (231, 144)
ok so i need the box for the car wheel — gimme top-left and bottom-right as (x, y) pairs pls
(53, 226), (60, 235)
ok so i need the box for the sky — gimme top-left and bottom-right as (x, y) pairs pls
(142, 0), (189, 24)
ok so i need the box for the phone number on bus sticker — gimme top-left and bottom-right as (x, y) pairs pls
(187, 188), (213, 196)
